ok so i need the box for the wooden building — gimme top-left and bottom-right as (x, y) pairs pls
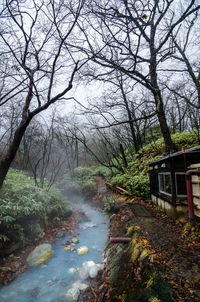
(149, 146), (200, 220)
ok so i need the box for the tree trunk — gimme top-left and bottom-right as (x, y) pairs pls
(154, 91), (176, 154)
(119, 143), (128, 168)
(0, 120), (30, 189)
(120, 82), (140, 152)
(149, 29), (175, 154)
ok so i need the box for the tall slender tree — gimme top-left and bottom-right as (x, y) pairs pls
(73, 0), (200, 153)
(0, 0), (85, 188)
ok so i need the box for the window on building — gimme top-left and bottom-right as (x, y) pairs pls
(175, 173), (187, 197)
(158, 173), (172, 195)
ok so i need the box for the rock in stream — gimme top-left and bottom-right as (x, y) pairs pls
(27, 243), (53, 267)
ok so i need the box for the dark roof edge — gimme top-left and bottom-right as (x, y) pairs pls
(149, 145), (200, 166)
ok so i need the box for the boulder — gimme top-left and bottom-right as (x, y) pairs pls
(66, 281), (88, 301)
(78, 261), (104, 280)
(27, 243), (52, 267)
(89, 264), (99, 278)
(77, 246), (88, 255)
(66, 286), (79, 301)
(78, 261), (95, 279)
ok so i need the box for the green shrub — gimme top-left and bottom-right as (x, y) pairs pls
(74, 166), (96, 192)
(58, 167), (98, 194)
(172, 131), (198, 150)
(74, 166), (95, 178)
(137, 131), (198, 160)
(108, 131), (198, 199)
(110, 173), (150, 199)
(125, 175), (150, 199)
(0, 169), (69, 248)
(93, 166), (111, 178)
(103, 196), (118, 212)
(57, 173), (82, 193)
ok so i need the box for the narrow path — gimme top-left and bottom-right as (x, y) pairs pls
(111, 201), (200, 301)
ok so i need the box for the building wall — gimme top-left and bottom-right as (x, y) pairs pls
(151, 194), (180, 219)
(151, 161), (200, 221)
(190, 163), (200, 217)
(151, 192), (200, 222)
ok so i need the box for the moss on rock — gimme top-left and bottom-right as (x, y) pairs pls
(106, 206), (175, 302)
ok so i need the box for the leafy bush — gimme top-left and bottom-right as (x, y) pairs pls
(93, 166), (112, 178)
(0, 169), (69, 248)
(73, 166), (96, 192)
(110, 173), (150, 199)
(103, 196), (118, 212)
(57, 173), (82, 194)
(108, 131), (199, 199)
(74, 166), (95, 178)
(137, 131), (198, 160)
(172, 131), (198, 150)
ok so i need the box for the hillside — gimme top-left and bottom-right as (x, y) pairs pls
(108, 131), (199, 199)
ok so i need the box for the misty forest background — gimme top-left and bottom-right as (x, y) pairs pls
(0, 0), (200, 249)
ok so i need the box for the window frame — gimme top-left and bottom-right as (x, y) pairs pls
(158, 172), (172, 196)
(175, 172), (187, 197)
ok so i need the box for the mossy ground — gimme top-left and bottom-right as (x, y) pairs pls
(106, 204), (175, 302)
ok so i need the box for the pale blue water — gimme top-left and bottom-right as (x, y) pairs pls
(0, 197), (108, 302)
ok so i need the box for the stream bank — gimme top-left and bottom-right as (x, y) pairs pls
(0, 211), (78, 286)
(87, 190), (200, 302)
(0, 185), (108, 302)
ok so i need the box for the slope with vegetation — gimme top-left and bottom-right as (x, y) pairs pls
(61, 131), (199, 211)
(0, 169), (71, 254)
(107, 131), (199, 199)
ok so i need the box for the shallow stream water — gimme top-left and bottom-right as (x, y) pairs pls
(0, 194), (108, 302)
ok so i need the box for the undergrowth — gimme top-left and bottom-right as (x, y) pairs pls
(59, 166), (111, 194)
(0, 169), (70, 249)
(107, 131), (199, 199)
(103, 196), (118, 212)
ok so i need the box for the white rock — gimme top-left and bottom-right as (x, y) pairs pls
(78, 261), (104, 280)
(78, 261), (95, 279)
(89, 265), (98, 278)
(78, 283), (89, 290)
(89, 263), (104, 278)
(71, 280), (81, 288)
(72, 280), (89, 290)
(66, 287), (80, 301)
(66, 281), (89, 301)
(97, 263), (104, 270)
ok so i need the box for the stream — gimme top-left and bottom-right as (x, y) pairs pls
(0, 193), (108, 302)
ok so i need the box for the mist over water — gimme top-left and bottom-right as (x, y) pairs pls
(0, 192), (108, 302)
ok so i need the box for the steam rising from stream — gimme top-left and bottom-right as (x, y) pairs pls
(0, 191), (108, 302)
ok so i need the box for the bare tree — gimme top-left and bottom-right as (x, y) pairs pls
(167, 10), (200, 109)
(21, 114), (66, 188)
(71, 0), (200, 153)
(163, 9), (200, 136)
(58, 116), (127, 173)
(55, 115), (80, 177)
(0, 0), (85, 188)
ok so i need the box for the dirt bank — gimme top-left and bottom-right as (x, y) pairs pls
(80, 191), (200, 302)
